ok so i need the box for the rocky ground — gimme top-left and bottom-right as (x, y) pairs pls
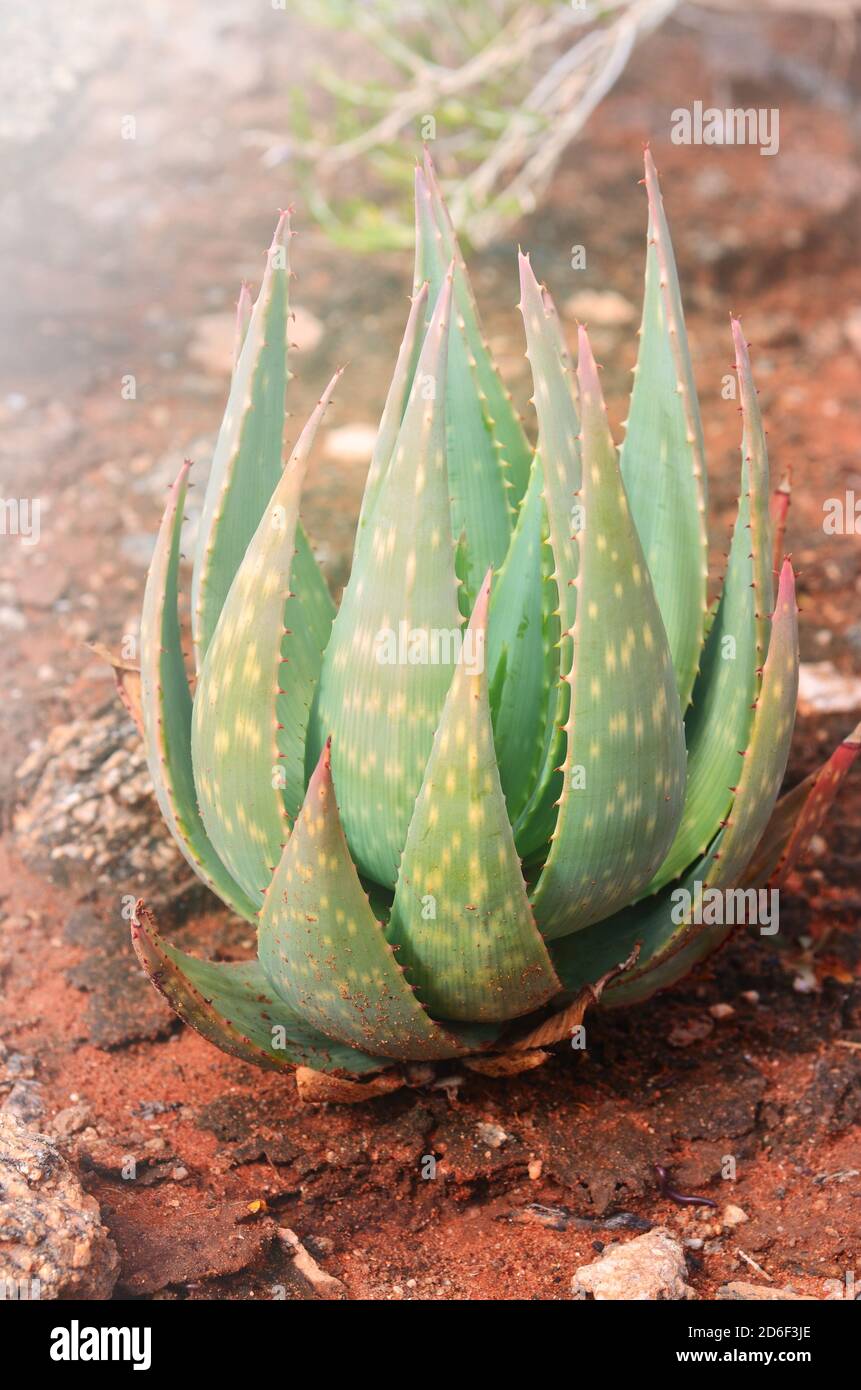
(0, 2), (860, 1299)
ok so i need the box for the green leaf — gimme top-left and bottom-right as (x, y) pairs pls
(140, 462), (257, 922)
(387, 572), (561, 1022)
(192, 374), (341, 906)
(732, 316), (775, 667)
(308, 273), (464, 888)
(619, 150), (709, 713)
(232, 281), (253, 372)
(420, 150), (532, 508)
(131, 903), (384, 1075)
(519, 255), (686, 941)
(258, 744), (499, 1059)
(414, 161), (513, 606)
(192, 212), (291, 669)
(641, 317), (774, 896)
(487, 454), (559, 823)
(552, 561), (799, 999)
(508, 470), (566, 860)
(354, 281), (428, 541)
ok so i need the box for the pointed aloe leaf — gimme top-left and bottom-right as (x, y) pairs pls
(519, 260), (686, 940)
(192, 212), (291, 668)
(506, 261), (584, 862)
(604, 565), (798, 1006)
(503, 263), (579, 859)
(307, 273), (463, 888)
(258, 744), (499, 1059)
(192, 374), (341, 905)
(290, 520), (338, 677)
(771, 466), (791, 580)
(387, 573), (561, 1023)
(641, 318), (774, 896)
(421, 150), (532, 507)
(140, 462), (257, 922)
(232, 281), (253, 372)
(354, 281), (429, 541)
(745, 718), (860, 888)
(414, 164), (513, 606)
(131, 904), (383, 1076)
(732, 316), (775, 665)
(552, 562), (799, 999)
(619, 150), (709, 713)
(487, 455), (559, 823)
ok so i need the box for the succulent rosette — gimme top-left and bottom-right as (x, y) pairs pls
(123, 150), (859, 1096)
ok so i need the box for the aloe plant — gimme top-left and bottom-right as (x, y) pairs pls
(126, 150), (858, 1096)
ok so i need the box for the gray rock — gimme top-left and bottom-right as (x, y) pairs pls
(572, 1227), (695, 1301)
(0, 1113), (119, 1300)
(717, 1281), (818, 1301)
(1, 1080), (45, 1124)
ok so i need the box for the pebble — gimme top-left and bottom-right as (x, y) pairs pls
(51, 1103), (93, 1138)
(717, 1281), (818, 1301)
(476, 1122), (508, 1149)
(722, 1204), (749, 1228)
(709, 1003), (735, 1020)
(572, 1228), (695, 1301)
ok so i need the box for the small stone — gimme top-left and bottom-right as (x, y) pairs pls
(476, 1121), (508, 1149)
(717, 1281), (818, 1301)
(171, 1166), (189, 1181)
(572, 1228), (695, 1301)
(740, 991), (760, 1005)
(684, 1238), (704, 1250)
(722, 1204), (749, 1228)
(793, 969), (818, 995)
(709, 1003), (735, 1021)
(528, 1158), (543, 1181)
(51, 1103), (93, 1138)
(2, 1081), (44, 1124)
